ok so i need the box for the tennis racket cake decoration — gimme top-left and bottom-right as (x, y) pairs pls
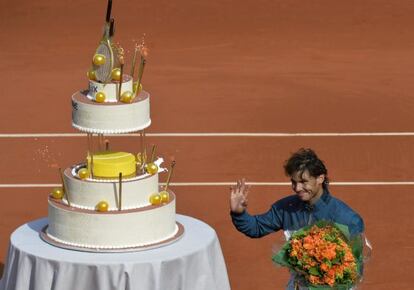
(84, 0), (149, 105)
(93, 0), (114, 83)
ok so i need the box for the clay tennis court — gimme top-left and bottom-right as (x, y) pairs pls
(1, 0), (414, 289)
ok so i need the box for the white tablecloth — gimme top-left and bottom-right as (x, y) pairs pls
(0, 215), (230, 290)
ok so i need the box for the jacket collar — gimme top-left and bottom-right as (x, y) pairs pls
(303, 188), (331, 211)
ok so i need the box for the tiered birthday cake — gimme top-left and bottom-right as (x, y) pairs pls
(41, 0), (183, 251)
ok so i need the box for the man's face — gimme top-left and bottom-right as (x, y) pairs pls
(290, 170), (325, 202)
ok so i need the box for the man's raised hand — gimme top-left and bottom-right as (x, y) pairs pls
(230, 178), (250, 214)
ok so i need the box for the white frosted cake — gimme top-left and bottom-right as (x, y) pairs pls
(47, 189), (178, 249)
(71, 84), (151, 134)
(42, 0), (183, 251)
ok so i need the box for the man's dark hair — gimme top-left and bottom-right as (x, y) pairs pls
(284, 148), (329, 188)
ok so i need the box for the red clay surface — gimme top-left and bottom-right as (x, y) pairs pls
(1, 0), (414, 289)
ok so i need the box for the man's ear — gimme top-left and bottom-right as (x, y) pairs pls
(317, 174), (325, 185)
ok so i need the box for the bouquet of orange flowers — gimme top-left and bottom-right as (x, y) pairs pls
(272, 221), (363, 289)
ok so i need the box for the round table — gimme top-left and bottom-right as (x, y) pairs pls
(0, 215), (230, 290)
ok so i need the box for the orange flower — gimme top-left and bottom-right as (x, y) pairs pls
(321, 245), (337, 260)
(320, 263), (330, 272)
(344, 249), (355, 262)
(323, 275), (335, 286)
(327, 268), (336, 278)
(303, 236), (315, 250)
(309, 275), (322, 285)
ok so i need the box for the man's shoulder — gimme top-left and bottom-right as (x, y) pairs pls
(327, 193), (365, 234)
(328, 195), (359, 215)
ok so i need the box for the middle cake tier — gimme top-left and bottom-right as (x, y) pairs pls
(71, 89), (151, 134)
(64, 166), (159, 210)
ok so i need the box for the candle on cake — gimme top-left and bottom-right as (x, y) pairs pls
(118, 172), (123, 210)
(117, 45), (125, 101)
(134, 38), (147, 97)
(130, 42), (140, 79)
(160, 160), (176, 203)
(145, 144), (158, 175)
(59, 168), (71, 206)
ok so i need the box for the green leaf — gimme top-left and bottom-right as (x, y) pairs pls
(292, 228), (308, 238)
(308, 267), (321, 276)
(272, 250), (291, 267)
(323, 258), (332, 267)
(350, 235), (363, 259)
(308, 285), (333, 290)
(308, 284), (354, 290)
(334, 223), (351, 241)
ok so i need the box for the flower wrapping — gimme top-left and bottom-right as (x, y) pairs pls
(272, 221), (364, 290)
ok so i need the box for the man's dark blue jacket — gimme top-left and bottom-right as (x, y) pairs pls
(231, 189), (364, 238)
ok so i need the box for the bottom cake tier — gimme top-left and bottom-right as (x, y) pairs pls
(43, 192), (183, 251)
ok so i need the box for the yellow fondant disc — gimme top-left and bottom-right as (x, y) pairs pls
(87, 151), (136, 178)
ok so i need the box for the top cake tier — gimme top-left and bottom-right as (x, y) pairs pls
(72, 87), (151, 134)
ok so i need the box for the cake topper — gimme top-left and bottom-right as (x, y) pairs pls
(88, 2), (148, 102)
(92, 0), (114, 83)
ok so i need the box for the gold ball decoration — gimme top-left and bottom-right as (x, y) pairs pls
(149, 193), (161, 205)
(51, 187), (64, 199)
(78, 168), (89, 180)
(111, 68), (122, 81)
(93, 54), (106, 66)
(87, 69), (97, 80)
(133, 82), (143, 94)
(120, 91), (133, 103)
(96, 201), (109, 212)
(160, 191), (170, 203)
(145, 163), (158, 175)
(95, 92), (106, 103)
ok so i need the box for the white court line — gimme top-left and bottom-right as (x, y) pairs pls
(1, 181), (414, 188)
(1, 132), (414, 138)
